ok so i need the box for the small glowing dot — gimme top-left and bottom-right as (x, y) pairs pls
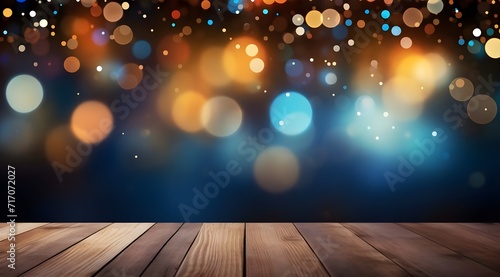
(285, 92), (290, 97)
(432, 131), (438, 137)
(279, 120), (285, 126)
(356, 112), (361, 116)
(122, 132), (125, 135)
(96, 66), (103, 72)
(134, 155), (138, 159)
(383, 112), (389, 117)
(375, 136), (380, 140)
(392, 126), (396, 130)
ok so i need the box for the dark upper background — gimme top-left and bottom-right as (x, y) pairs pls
(1, 0), (499, 221)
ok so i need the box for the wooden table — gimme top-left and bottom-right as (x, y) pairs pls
(1, 223), (499, 276)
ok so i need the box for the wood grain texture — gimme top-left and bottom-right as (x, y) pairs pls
(399, 223), (500, 273)
(95, 223), (183, 277)
(246, 223), (328, 277)
(0, 223), (49, 241)
(343, 223), (500, 277)
(459, 223), (500, 238)
(142, 223), (202, 277)
(0, 223), (109, 277)
(176, 223), (244, 277)
(21, 223), (154, 277)
(295, 223), (409, 277)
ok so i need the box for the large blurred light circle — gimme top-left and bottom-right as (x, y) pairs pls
(270, 92), (313, 136)
(292, 14), (304, 26)
(254, 147), (300, 193)
(467, 95), (497, 124)
(305, 10), (322, 28)
(132, 40), (151, 59)
(449, 77), (474, 101)
(113, 25), (133, 45)
(172, 91), (206, 133)
(427, 0), (444, 15)
(355, 95), (377, 115)
(64, 56), (80, 73)
(45, 125), (78, 164)
(249, 58), (265, 73)
(322, 9), (341, 28)
(71, 101), (114, 144)
(117, 63), (143, 90)
(6, 75), (44, 113)
(469, 171), (485, 188)
(325, 72), (337, 85)
(485, 38), (500, 59)
(285, 59), (304, 77)
(201, 96), (243, 137)
(402, 8), (423, 27)
(103, 2), (123, 22)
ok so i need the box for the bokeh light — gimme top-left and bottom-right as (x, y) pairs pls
(6, 75), (44, 113)
(305, 10), (322, 28)
(485, 38), (500, 59)
(322, 9), (341, 28)
(254, 147), (300, 193)
(270, 92), (313, 136)
(64, 56), (81, 73)
(467, 95), (497, 124)
(223, 36), (266, 84)
(70, 101), (113, 144)
(45, 125), (79, 164)
(117, 63), (143, 90)
(449, 77), (474, 101)
(103, 2), (123, 22)
(113, 25), (133, 45)
(201, 96), (243, 137)
(403, 8), (423, 28)
(172, 91), (206, 133)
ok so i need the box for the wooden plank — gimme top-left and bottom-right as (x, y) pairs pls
(399, 223), (500, 273)
(95, 223), (183, 277)
(459, 223), (500, 239)
(22, 223), (154, 277)
(343, 223), (499, 277)
(0, 223), (109, 277)
(296, 223), (409, 277)
(175, 223), (244, 277)
(0, 223), (49, 241)
(246, 223), (329, 277)
(142, 223), (202, 277)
